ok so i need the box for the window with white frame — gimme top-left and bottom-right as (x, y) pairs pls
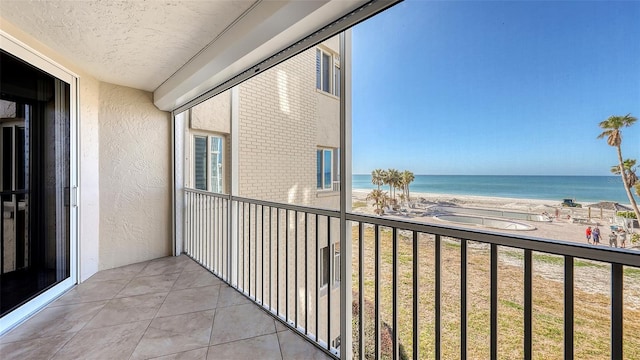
(193, 134), (224, 193)
(317, 148), (338, 190)
(316, 48), (340, 96)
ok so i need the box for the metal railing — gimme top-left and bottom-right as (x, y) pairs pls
(184, 188), (342, 357)
(333, 181), (341, 192)
(184, 188), (639, 359)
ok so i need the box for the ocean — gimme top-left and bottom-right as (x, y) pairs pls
(352, 175), (635, 205)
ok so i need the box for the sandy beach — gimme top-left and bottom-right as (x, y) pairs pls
(351, 189), (639, 251)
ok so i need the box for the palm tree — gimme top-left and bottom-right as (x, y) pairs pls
(598, 113), (640, 221)
(366, 189), (388, 216)
(399, 170), (415, 205)
(385, 169), (401, 202)
(610, 159), (638, 188)
(371, 169), (386, 191)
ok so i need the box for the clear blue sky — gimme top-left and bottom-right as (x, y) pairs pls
(352, 0), (640, 176)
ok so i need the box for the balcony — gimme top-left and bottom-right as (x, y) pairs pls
(180, 189), (640, 359)
(0, 255), (331, 359)
(1, 189), (638, 359)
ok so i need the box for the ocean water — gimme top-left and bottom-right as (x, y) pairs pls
(352, 175), (635, 205)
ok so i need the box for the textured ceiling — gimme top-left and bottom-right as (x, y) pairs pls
(0, 0), (256, 91)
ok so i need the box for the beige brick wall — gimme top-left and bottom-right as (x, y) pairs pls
(185, 89), (232, 194)
(237, 48), (319, 206)
(185, 39), (341, 209)
(191, 90), (231, 134)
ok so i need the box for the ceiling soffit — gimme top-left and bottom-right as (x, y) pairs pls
(0, 0), (256, 91)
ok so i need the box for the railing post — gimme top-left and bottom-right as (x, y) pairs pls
(490, 244), (498, 360)
(392, 227), (399, 360)
(461, 239), (467, 359)
(358, 222), (365, 360)
(230, 198), (238, 287)
(611, 263), (623, 360)
(435, 234), (441, 360)
(412, 231), (419, 360)
(375, 224), (381, 360)
(339, 29), (353, 360)
(564, 256), (574, 360)
(524, 249), (532, 360)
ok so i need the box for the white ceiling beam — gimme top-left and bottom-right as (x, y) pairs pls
(154, 0), (368, 112)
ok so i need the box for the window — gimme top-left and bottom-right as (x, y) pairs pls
(320, 246), (330, 287)
(193, 134), (224, 193)
(320, 244), (340, 289)
(316, 48), (340, 96)
(194, 136), (207, 190)
(317, 148), (333, 190)
(317, 147), (340, 191)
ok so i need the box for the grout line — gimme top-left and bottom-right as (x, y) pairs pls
(126, 319), (154, 360)
(210, 330), (280, 348)
(208, 307), (218, 347)
(142, 346), (210, 360)
(48, 331), (79, 359)
(114, 261), (158, 298)
(45, 299), (112, 359)
(151, 298), (219, 320)
(48, 265), (155, 357)
(275, 328), (285, 360)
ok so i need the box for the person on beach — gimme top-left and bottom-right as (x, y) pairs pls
(585, 226), (592, 244)
(609, 231), (618, 247)
(618, 229), (627, 248)
(592, 226), (600, 245)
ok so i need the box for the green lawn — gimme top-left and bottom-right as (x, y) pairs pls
(351, 226), (640, 359)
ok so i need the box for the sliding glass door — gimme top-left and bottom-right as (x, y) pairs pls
(0, 46), (75, 321)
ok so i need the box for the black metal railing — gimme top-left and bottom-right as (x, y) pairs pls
(348, 213), (638, 360)
(184, 188), (639, 359)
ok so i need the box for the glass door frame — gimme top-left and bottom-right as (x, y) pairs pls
(0, 31), (79, 335)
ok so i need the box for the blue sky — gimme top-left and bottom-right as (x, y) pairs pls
(351, 0), (640, 176)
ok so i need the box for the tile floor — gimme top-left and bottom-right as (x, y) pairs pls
(0, 255), (333, 359)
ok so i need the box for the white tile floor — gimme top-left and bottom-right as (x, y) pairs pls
(0, 255), (333, 360)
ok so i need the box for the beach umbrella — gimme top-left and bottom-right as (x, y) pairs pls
(587, 201), (633, 219)
(587, 201), (632, 212)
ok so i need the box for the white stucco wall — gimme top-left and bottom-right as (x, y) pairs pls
(2, 18), (173, 276)
(98, 83), (171, 270)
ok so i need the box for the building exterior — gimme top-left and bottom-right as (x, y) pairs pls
(184, 37), (342, 209)
(0, 2), (636, 359)
(181, 35), (345, 345)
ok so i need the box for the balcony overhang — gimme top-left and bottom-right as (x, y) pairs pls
(153, 0), (368, 112)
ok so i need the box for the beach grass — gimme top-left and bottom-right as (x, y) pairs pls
(352, 201), (368, 210)
(351, 225), (640, 359)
